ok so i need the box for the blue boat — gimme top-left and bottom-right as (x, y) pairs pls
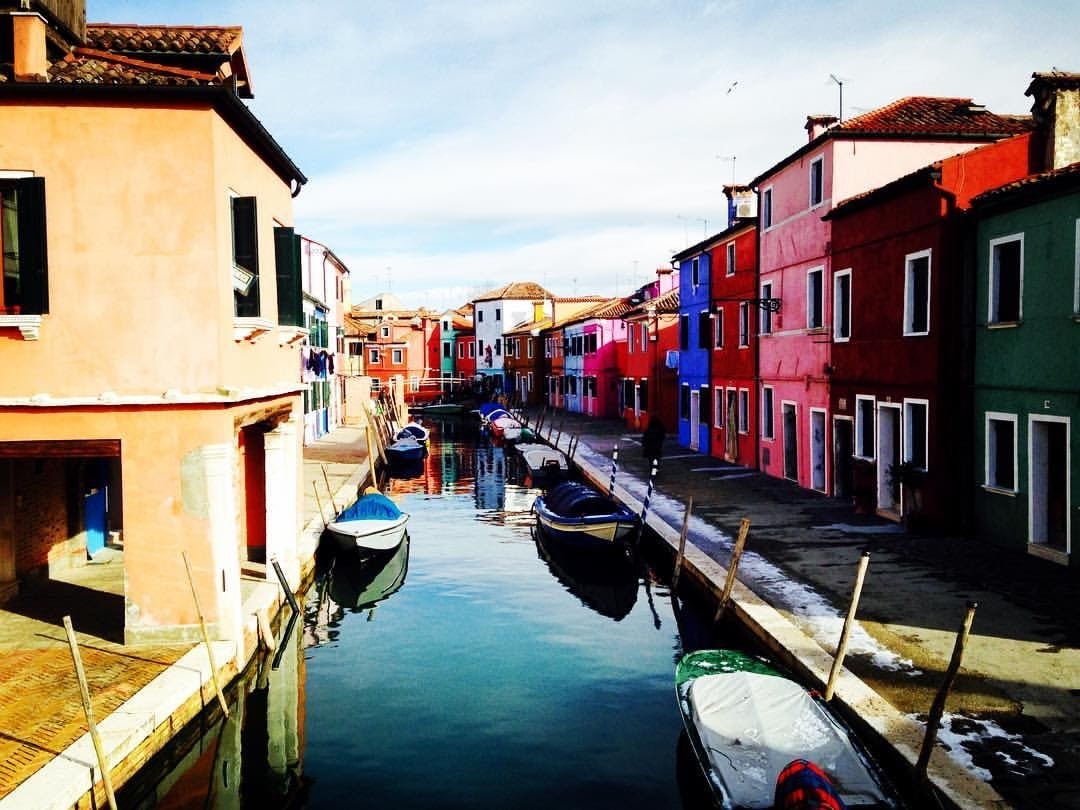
(386, 436), (426, 464)
(326, 491), (409, 554)
(532, 481), (639, 550)
(394, 421), (430, 445)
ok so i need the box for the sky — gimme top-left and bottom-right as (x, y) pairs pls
(94, 1), (1078, 311)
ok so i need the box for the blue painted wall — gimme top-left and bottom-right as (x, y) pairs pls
(678, 250), (712, 452)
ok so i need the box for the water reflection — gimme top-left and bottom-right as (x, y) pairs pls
(533, 526), (639, 621)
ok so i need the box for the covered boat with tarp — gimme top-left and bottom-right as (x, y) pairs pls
(326, 491), (409, 554)
(532, 481), (638, 549)
(675, 649), (899, 809)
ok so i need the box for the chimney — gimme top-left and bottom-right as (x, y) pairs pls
(724, 183), (757, 225)
(805, 113), (839, 142)
(1026, 72), (1080, 171)
(11, 11), (48, 81)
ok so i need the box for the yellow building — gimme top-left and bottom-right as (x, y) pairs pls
(0, 2), (309, 645)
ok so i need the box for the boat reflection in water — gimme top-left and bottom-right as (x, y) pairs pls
(533, 526), (639, 621)
(328, 535), (410, 615)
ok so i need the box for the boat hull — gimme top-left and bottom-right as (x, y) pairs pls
(675, 649), (898, 810)
(326, 514), (409, 553)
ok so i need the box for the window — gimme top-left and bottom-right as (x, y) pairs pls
(691, 257), (700, 287)
(985, 413), (1017, 491)
(736, 389), (748, 433)
(639, 378), (649, 410)
(495, 308), (501, 321)
(698, 310), (711, 349)
(468, 343), (475, 358)
(726, 242), (736, 276)
(231, 195), (260, 317)
(806, 267), (823, 329)
(478, 310), (484, 322)
(1075, 219), (1080, 315)
(726, 389), (737, 433)
(739, 302), (750, 347)
(627, 324), (634, 354)
(903, 399), (928, 469)
(904, 250), (931, 335)
(380, 325), (390, 338)
(458, 342), (465, 359)
(527, 339), (534, 359)
(680, 384), (690, 420)
(641, 322), (648, 351)
(680, 314), (689, 349)
(494, 339), (501, 356)
(760, 282), (773, 335)
(989, 235), (1023, 324)
(714, 386), (724, 427)
(586, 332), (598, 354)
(375, 298), (383, 311)
(713, 308), (725, 348)
(762, 187), (773, 229)
(701, 386), (711, 425)
(273, 226), (302, 326)
(834, 269), (852, 341)
(443, 319), (450, 331)
(855, 396), (875, 458)
(368, 348), (380, 364)
(809, 156), (824, 207)
(442, 341), (451, 358)
(392, 348), (403, 364)
(478, 339), (484, 355)
(761, 386), (774, 439)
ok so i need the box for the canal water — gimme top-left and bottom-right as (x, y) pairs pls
(120, 418), (729, 808)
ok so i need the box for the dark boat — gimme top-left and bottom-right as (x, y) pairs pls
(534, 527), (638, 620)
(532, 481), (639, 550)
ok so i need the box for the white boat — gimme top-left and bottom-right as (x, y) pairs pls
(326, 492), (409, 554)
(394, 421), (430, 445)
(516, 443), (570, 481)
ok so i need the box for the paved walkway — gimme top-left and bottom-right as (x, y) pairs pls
(536, 410), (1080, 810)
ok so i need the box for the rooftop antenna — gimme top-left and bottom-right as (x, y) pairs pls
(697, 218), (708, 238)
(829, 74), (846, 122)
(716, 154), (737, 183)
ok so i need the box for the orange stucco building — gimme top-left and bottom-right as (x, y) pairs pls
(0, 3), (309, 645)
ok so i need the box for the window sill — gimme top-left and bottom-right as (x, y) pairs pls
(981, 484), (1017, 497)
(0, 314), (42, 340)
(278, 325), (309, 346)
(987, 321), (1021, 330)
(1027, 543), (1069, 566)
(233, 317), (275, 342)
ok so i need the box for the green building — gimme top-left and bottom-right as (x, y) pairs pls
(971, 74), (1080, 564)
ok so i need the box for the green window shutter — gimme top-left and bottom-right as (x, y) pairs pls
(274, 226), (302, 326)
(18, 177), (48, 315)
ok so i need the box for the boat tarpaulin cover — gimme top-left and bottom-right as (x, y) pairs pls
(687, 671), (887, 808)
(337, 493), (402, 522)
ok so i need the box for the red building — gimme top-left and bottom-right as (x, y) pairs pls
(825, 132), (1036, 528)
(454, 329), (476, 380)
(708, 215), (758, 465)
(621, 272), (680, 432)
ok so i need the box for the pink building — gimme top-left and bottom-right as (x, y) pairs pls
(563, 298), (631, 418)
(751, 99), (1030, 492)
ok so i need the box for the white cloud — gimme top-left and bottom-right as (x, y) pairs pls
(98, 1), (1080, 307)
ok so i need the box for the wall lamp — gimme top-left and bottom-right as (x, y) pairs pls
(712, 297), (782, 313)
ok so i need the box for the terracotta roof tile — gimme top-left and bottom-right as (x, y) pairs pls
(472, 281), (551, 302)
(49, 49), (216, 87)
(85, 24), (242, 56)
(833, 96), (1032, 138)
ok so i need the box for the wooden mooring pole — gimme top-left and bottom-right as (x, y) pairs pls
(181, 551), (230, 718)
(62, 616), (118, 810)
(917, 601), (978, 775)
(713, 518), (750, 623)
(825, 551), (871, 701)
(607, 442), (619, 497)
(312, 481), (328, 527)
(671, 496), (694, 590)
(321, 464), (338, 515)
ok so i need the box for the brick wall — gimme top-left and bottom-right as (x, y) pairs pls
(14, 458), (78, 576)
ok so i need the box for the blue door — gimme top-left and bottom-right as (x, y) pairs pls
(85, 487), (106, 555)
(84, 459), (109, 555)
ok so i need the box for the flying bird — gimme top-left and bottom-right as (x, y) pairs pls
(726, 81), (738, 94)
